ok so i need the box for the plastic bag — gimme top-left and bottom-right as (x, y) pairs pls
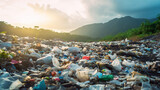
(109, 53), (117, 60)
(30, 52), (41, 58)
(89, 84), (104, 90)
(52, 46), (62, 53)
(0, 42), (12, 48)
(82, 47), (87, 52)
(69, 63), (82, 70)
(68, 47), (80, 53)
(122, 60), (135, 67)
(61, 46), (69, 50)
(36, 55), (52, 64)
(109, 80), (125, 86)
(0, 78), (13, 89)
(33, 79), (46, 90)
(111, 58), (122, 71)
(76, 71), (89, 82)
(9, 79), (22, 90)
(92, 72), (103, 78)
(140, 77), (151, 90)
(52, 56), (60, 68)
(0, 72), (10, 78)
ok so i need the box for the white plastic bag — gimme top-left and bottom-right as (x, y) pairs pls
(76, 71), (89, 82)
(111, 58), (122, 71)
(109, 53), (117, 60)
(52, 56), (60, 68)
(9, 79), (22, 90)
(61, 46), (69, 50)
(52, 46), (62, 53)
(82, 47), (87, 52)
(122, 60), (135, 67)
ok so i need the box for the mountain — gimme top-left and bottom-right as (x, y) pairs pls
(70, 16), (156, 38)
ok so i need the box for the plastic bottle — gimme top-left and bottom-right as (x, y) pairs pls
(99, 75), (114, 81)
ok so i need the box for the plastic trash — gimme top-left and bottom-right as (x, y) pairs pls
(93, 72), (103, 78)
(104, 55), (110, 59)
(82, 56), (90, 60)
(68, 47), (80, 53)
(69, 63), (82, 70)
(122, 60), (135, 67)
(36, 55), (52, 64)
(82, 47), (87, 52)
(61, 46), (69, 50)
(51, 71), (56, 77)
(0, 72), (10, 78)
(101, 69), (111, 74)
(111, 58), (122, 71)
(99, 75), (114, 81)
(140, 77), (152, 90)
(109, 80), (126, 86)
(52, 56), (60, 68)
(33, 79), (46, 90)
(89, 84), (104, 90)
(76, 71), (89, 82)
(28, 49), (35, 53)
(9, 79), (23, 90)
(109, 53), (117, 60)
(52, 46), (62, 53)
(0, 78), (14, 89)
(23, 71), (29, 75)
(11, 60), (22, 64)
(0, 42), (12, 48)
(30, 52), (41, 58)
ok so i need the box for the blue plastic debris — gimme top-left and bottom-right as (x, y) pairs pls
(33, 79), (46, 90)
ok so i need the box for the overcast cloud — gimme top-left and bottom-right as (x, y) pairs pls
(0, 0), (160, 32)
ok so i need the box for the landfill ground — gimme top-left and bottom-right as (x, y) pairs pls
(0, 33), (160, 90)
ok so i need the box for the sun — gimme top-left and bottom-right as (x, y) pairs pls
(18, 11), (48, 27)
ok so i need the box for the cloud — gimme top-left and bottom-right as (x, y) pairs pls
(28, 3), (90, 31)
(28, 4), (70, 29)
(81, 0), (121, 22)
(112, 0), (160, 18)
(0, 0), (160, 32)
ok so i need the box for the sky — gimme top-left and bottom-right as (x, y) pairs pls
(0, 0), (160, 32)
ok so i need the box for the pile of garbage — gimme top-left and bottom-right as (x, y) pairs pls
(0, 33), (160, 90)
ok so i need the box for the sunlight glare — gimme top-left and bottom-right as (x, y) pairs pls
(18, 11), (48, 26)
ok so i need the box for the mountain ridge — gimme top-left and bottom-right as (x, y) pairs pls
(70, 16), (156, 38)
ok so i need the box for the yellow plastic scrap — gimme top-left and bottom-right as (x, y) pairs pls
(131, 71), (142, 77)
(36, 43), (41, 47)
(18, 50), (21, 54)
(24, 76), (31, 81)
(104, 55), (110, 60)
